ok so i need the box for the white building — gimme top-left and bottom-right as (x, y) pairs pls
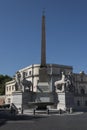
(73, 72), (87, 111)
(5, 63), (87, 111)
(5, 80), (16, 104)
(5, 64), (72, 104)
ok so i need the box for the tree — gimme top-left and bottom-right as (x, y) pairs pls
(0, 74), (12, 95)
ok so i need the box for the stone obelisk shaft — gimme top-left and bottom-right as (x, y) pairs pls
(39, 13), (48, 82)
(41, 14), (46, 67)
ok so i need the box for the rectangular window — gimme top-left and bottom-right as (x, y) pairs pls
(77, 100), (80, 106)
(23, 72), (28, 77)
(8, 98), (11, 104)
(25, 72), (28, 76)
(85, 101), (87, 106)
(29, 71), (31, 75)
(12, 85), (14, 91)
(9, 86), (11, 91)
(7, 87), (8, 91)
(75, 89), (78, 94)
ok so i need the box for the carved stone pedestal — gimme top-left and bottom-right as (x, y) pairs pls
(12, 91), (33, 113)
(57, 92), (74, 111)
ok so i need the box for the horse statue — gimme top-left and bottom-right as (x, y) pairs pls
(15, 71), (32, 91)
(21, 78), (32, 91)
(54, 72), (74, 92)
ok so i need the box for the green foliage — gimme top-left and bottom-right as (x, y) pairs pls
(0, 74), (12, 95)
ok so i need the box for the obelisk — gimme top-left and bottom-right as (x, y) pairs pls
(39, 11), (48, 82)
(37, 12), (52, 104)
(41, 11), (46, 67)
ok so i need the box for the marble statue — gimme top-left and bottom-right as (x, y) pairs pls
(15, 71), (32, 91)
(54, 72), (74, 92)
(15, 71), (22, 91)
(21, 72), (32, 91)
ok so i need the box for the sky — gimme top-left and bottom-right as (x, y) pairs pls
(0, 0), (87, 76)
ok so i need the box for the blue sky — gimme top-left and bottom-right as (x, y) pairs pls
(0, 0), (87, 76)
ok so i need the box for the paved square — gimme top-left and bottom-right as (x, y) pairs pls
(0, 113), (87, 130)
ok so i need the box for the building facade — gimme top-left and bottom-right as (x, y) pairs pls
(73, 72), (87, 111)
(5, 63), (87, 111)
(5, 64), (72, 103)
(5, 64), (87, 111)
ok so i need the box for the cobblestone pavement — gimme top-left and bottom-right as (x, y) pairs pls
(0, 112), (87, 130)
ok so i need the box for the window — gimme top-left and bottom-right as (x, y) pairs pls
(8, 98), (11, 104)
(85, 101), (87, 106)
(29, 71), (31, 75)
(81, 78), (83, 82)
(9, 86), (11, 91)
(12, 85), (14, 91)
(7, 87), (8, 92)
(81, 88), (85, 95)
(75, 89), (78, 94)
(23, 72), (28, 77)
(77, 100), (80, 106)
(25, 72), (28, 76)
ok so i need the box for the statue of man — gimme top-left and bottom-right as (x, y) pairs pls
(65, 72), (74, 92)
(15, 71), (22, 91)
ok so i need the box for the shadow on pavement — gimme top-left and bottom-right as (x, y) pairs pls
(0, 112), (48, 127)
(0, 119), (7, 127)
